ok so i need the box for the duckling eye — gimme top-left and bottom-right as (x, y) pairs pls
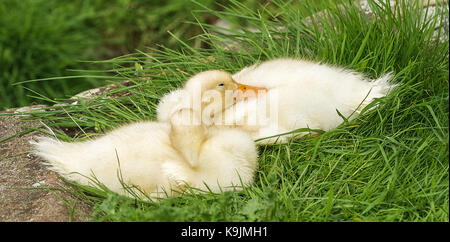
(217, 83), (224, 87)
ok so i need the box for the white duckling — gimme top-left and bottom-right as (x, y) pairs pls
(31, 71), (258, 200)
(222, 58), (397, 144)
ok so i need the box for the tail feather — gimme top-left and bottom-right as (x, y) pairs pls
(370, 72), (397, 96)
(352, 72), (397, 114)
(30, 136), (89, 182)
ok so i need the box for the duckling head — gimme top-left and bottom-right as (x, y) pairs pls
(183, 70), (267, 124)
(183, 70), (236, 108)
(185, 70), (267, 100)
(157, 70), (267, 125)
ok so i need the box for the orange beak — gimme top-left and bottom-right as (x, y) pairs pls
(233, 80), (268, 101)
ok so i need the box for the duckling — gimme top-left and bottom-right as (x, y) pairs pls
(225, 58), (397, 144)
(31, 71), (258, 200)
(157, 60), (396, 145)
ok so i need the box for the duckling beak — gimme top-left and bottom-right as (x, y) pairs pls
(233, 80), (267, 101)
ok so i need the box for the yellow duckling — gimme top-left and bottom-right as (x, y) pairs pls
(222, 58), (397, 144)
(31, 71), (258, 200)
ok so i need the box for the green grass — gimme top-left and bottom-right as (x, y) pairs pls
(0, 0), (101, 108)
(5, 0), (449, 221)
(0, 0), (232, 109)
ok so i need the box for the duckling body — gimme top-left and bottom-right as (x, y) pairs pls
(33, 122), (183, 198)
(32, 72), (258, 200)
(226, 58), (396, 144)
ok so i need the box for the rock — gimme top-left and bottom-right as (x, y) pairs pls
(72, 80), (134, 101)
(0, 79), (133, 221)
(0, 109), (92, 222)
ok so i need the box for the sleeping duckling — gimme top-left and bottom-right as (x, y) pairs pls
(224, 58), (397, 144)
(157, 60), (396, 145)
(31, 71), (258, 200)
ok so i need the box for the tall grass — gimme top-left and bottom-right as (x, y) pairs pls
(0, 0), (101, 108)
(9, 0), (449, 221)
(0, 0), (231, 109)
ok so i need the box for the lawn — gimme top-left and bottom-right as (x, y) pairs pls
(4, 0), (449, 221)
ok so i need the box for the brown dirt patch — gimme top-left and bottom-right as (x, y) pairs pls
(0, 110), (92, 222)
